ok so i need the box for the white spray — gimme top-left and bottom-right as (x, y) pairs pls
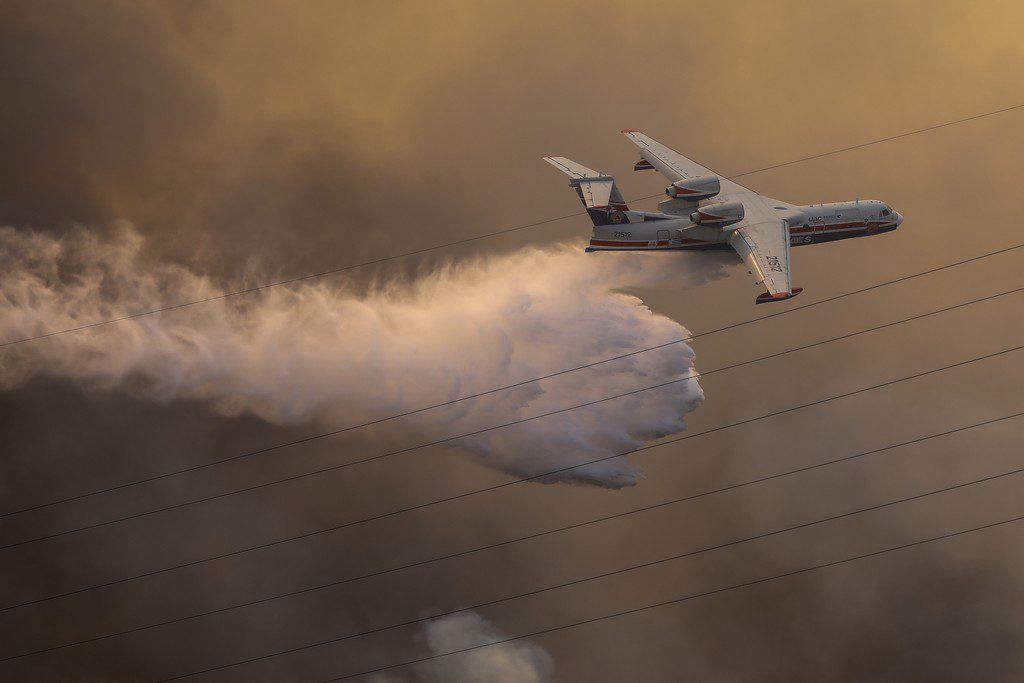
(0, 223), (725, 487)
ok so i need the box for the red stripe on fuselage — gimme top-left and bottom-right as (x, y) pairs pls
(591, 218), (895, 251)
(790, 220), (895, 234)
(590, 238), (705, 248)
(789, 220), (864, 234)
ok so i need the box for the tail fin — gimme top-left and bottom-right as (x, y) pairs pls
(543, 156), (629, 226)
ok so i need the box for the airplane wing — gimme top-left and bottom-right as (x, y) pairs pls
(621, 129), (756, 197)
(622, 130), (802, 303)
(730, 220), (802, 303)
(622, 130), (711, 183)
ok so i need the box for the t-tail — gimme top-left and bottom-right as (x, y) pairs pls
(542, 156), (630, 227)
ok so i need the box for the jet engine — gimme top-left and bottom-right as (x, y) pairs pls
(689, 201), (745, 227)
(665, 175), (720, 201)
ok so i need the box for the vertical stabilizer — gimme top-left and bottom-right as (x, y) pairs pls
(542, 156), (629, 226)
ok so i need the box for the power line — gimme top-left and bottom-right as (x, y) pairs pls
(320, 512), (1024, 683)
(724, 102), (1024, 180)
(161, 459), (1024, 680)
(3, 341), (1020, 614)
(4, 242), (1021, 522)
(4, 283), (1021, 551)
(3, 102), (1022, 351)
(5, 410), (1019, 663)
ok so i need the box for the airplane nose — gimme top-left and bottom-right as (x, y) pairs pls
(895, 212), (904, 227)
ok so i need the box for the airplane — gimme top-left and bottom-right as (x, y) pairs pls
(543, 131), (903, 304)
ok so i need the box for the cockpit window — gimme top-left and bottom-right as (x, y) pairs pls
(880, 208), (891, 216)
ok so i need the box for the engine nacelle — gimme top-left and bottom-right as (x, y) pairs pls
(665, 175), (720, 201)
(689, 201), (745, 227)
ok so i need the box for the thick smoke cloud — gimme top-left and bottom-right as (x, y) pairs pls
(0, 224), (723, 487)
(2, 2), (1023, 681)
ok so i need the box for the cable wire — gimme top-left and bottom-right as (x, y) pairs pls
(3, 102), (1022, 350)
(4, 242), (1021, 522)
(4, 410), (1019, 663)
(320, 512), (1024, 682)
(4, 283), (1022, 550)
(159, 458), (1024, 680)
(3, 341), (1020, 614)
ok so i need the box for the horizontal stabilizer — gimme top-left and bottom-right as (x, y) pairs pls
(542, 156), (602, 179)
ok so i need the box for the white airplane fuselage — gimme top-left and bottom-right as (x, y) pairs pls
(545, 131), (904, 303)
(586, 199), (903, 252)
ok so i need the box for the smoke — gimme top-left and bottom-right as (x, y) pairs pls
(368, 611), (554, 683)
(0, 223), (726, 488)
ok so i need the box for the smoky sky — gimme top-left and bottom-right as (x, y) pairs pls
(0, 0), (488, 280)
(2, 1), (1024, 682)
